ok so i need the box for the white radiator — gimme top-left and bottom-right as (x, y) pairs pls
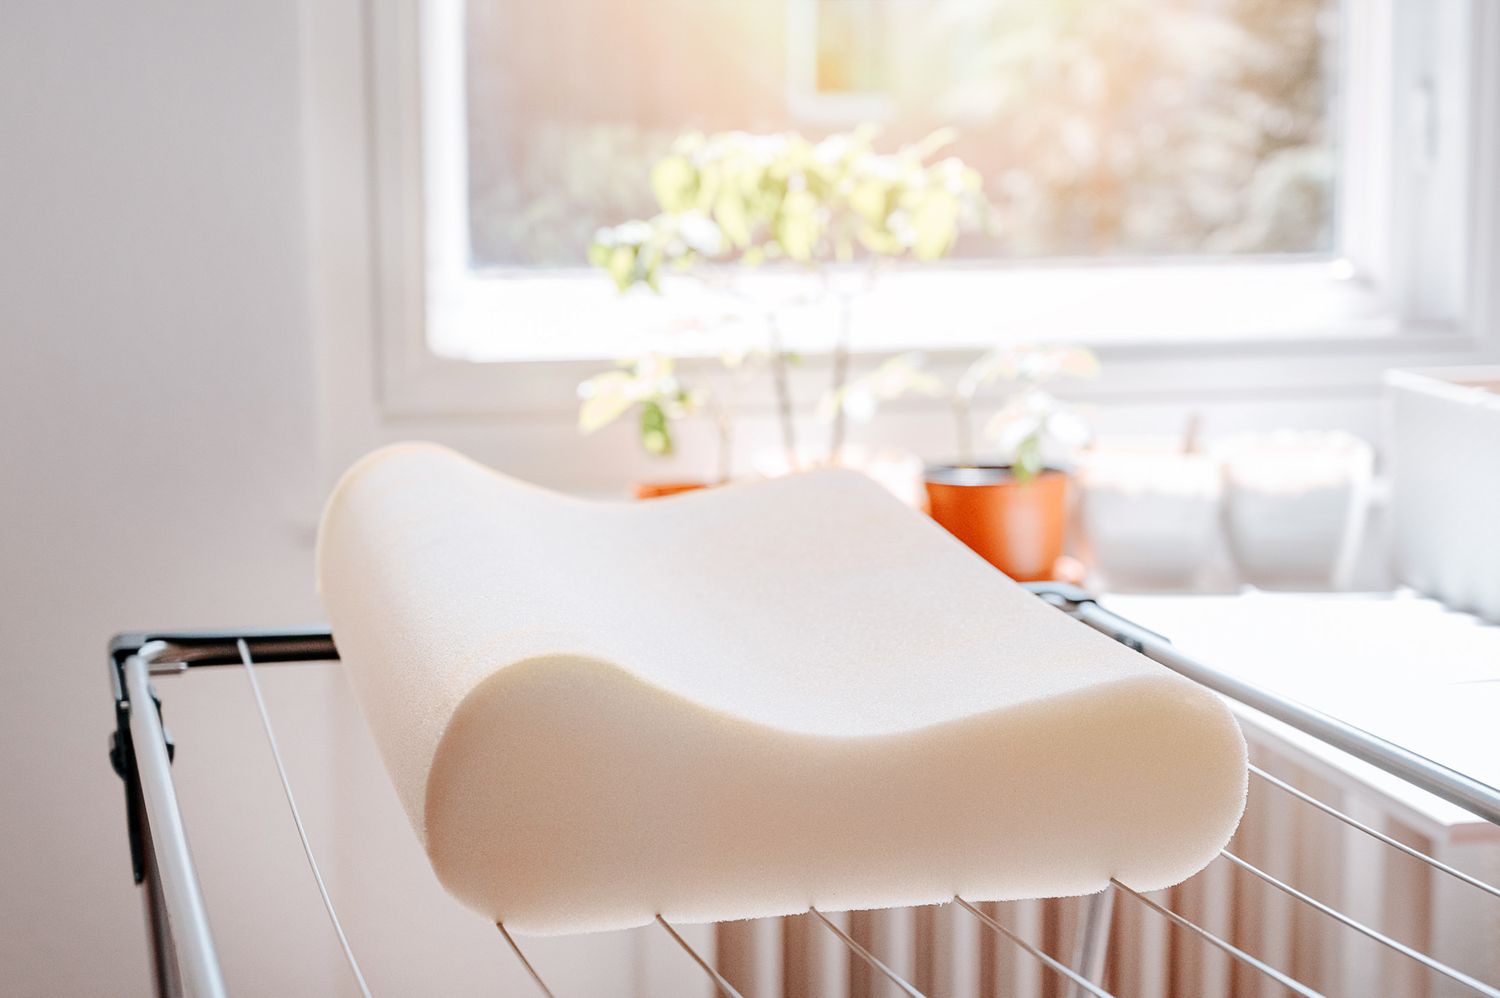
(713, 737), (1500, 997)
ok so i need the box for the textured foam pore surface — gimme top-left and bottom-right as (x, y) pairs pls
(316, 444), (1247, 934)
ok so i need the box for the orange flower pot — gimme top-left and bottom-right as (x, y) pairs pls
(633, 481), (711, 500)
(924, 466), (1070, 582)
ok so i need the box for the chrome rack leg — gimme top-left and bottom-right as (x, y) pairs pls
(113, 647), (228, 998)
(137, 786), (185, 998)
(113, 650), (183, 998)
(1070, 888), (1115, 998)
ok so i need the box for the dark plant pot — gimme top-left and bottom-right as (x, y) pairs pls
(633, 480), (711, 500)
(924, 465), (1070, 582)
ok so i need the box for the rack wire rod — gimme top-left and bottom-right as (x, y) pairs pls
(496, 922), (557, 998)
(1219, 850), (1500, 997)
(1108, 879), (1323, 998)
(1060, 594), (1500, 825)
(655, 915), (745, 998)
(236, 640), (373, 998)
(953, 896), (1113, 998)
(1069, 887), (1115, 998)
(809, 906), (926, 998)
(1249, 764), (1500, 901)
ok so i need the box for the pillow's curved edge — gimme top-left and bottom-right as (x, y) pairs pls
(421, 653), (1249, 934)
(314, 442), (464, 598)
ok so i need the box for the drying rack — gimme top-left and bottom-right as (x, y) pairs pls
(107, 583), (1500, 998)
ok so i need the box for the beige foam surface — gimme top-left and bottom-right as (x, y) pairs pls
(317, 443), (1247, 934)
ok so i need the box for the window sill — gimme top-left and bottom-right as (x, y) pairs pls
(384, 259), (1491, 420)
(428, 259), (1396, 364)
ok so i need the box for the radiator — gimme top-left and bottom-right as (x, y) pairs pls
(714, 736), (1500, 998)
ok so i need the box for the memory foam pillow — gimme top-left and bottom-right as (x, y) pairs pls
(317, 443), (1247, 935)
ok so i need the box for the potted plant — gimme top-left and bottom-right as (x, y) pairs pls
(576, 354), (733, 498)
(582, 127), (991, 492)
(829, 345), (1098, 580)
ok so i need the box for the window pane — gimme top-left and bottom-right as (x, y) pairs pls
(463, 0), (1338, 269)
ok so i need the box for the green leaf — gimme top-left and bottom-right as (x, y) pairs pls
(577, 372), (634, 433)
(641, 245), (663, 292)
(775, 188), (820, 262)
(650, 155), (698, 213)
(814, 386), (844, 424)
(958, 348), (1018, 399)
(849, 179), (890, 223)
(1013, 432), (1043, 483)
(714, 185), (752, 248)
(640, 400), (673, 456)
(868, 353), (944, 399)
(606, 245), (637, 291)
(910, 192), (961, 260)
(857, 224), (903, 256)
(906, 127), (959, 163)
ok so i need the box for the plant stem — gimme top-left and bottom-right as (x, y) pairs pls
(710, 399), (733, 484)
(827, 291), (854, 466)
(765, 312), (799, 471)
(1014, 430), (1042, 483)
(952, 396), (974, 467)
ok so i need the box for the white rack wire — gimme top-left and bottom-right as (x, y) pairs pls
(106, 585), (1500, 997)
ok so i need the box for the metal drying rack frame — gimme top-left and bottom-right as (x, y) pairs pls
(107, 583), (1500, 998)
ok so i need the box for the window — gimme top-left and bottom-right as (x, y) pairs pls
(363, 1), (1490, 393)
(467, 0), (1337, 269)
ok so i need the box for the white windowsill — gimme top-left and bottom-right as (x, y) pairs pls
(381, 252), (1495, 421)
(1108, 590), (1500, 841)
(428, 259), (1398, 365)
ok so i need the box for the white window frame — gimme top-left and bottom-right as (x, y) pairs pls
(335, 0), (1500, 421)
(783, 0), (897, 126)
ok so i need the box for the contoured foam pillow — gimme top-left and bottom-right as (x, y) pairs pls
(317, 444), (1246, 934)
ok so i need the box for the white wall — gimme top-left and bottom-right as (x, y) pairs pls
(0, 5), (700, 995)
(0, 1), (327, 992)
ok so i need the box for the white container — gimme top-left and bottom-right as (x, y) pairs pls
(1075, 440), (1221, 590)
(1215, 431), (1374, 590)
(1386, 366), (1500, 621)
